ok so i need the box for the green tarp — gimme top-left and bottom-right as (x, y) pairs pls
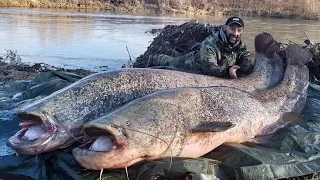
(0, 71), (319, 180)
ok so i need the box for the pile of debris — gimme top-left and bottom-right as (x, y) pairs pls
(306, 42), (320, 84)
(134, 20), (220, 68)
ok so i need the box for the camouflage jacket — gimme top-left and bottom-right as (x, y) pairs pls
(198, 28), (253, 77)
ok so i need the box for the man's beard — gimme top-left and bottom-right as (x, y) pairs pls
(227, 34), (239, 45)
(219, 27), (240, 46)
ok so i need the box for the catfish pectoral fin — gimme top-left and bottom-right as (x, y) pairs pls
(189, 121), (235, 132)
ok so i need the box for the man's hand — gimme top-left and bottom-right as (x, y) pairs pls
(229, 65), (240, 79)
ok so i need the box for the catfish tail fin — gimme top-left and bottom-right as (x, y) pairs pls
(280, 45), (311, 112)
(255, 45), (311, 113)
(255, 32), (281, 57)
(280, 44), (312, 112)
(284, 44), (312, 65)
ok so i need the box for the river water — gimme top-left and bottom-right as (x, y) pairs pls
(0, 8), (320, 71)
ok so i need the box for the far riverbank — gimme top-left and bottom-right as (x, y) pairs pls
(0, 0), (319, 20)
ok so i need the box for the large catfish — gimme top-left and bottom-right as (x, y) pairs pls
(73, 45), (311, 170)
(8, 33), (283, 155)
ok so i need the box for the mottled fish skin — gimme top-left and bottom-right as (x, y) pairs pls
(7, 33), (283, 155)
(72, 45), (311, 170)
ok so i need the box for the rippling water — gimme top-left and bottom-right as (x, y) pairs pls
(0, 8), (319, 71)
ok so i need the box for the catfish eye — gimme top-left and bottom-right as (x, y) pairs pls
(125, 121), (130, 126)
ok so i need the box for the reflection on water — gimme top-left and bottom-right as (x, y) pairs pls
(0, 8), (320, 71)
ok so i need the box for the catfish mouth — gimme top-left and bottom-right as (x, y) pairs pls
(73, 125), (128, 169)
(7, 112), (57, 154)
(75, 126), (127, 153)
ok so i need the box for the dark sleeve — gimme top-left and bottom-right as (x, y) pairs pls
(237, 48), (254, 75)
(199, 36), (230, 77)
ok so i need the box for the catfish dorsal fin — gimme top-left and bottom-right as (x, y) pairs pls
(189, 121), (235, 132)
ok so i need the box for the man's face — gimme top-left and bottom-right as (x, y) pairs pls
(226, 24), (243, 45)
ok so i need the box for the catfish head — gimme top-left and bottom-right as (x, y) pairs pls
(7, 88), (88, 155)
(73, 95), (182, 170)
